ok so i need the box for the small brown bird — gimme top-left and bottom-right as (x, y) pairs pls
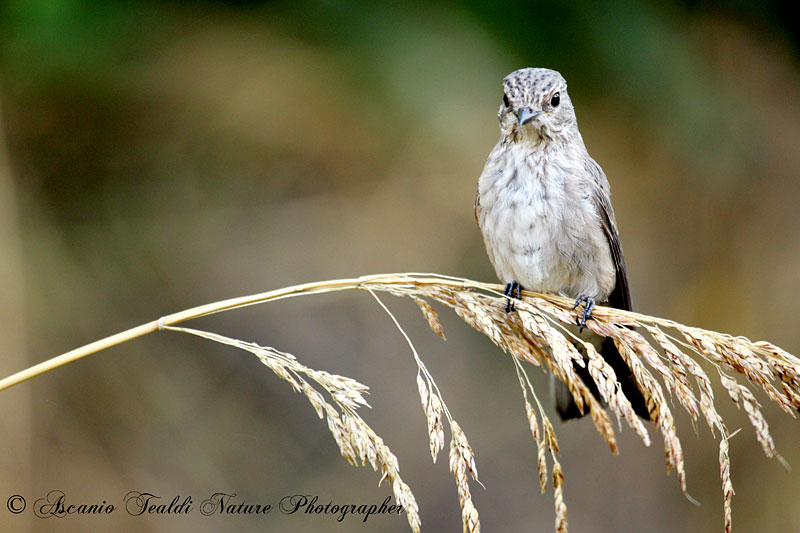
(475, 67), (649, 420)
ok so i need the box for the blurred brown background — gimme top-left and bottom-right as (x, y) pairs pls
(2, 1), (800, 531)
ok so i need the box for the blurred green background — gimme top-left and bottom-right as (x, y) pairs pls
(2, 1), (800, 531)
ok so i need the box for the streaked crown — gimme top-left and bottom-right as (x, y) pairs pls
(498, 68), (577, 141)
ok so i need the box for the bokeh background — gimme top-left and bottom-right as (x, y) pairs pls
(2, 1), (800, 531)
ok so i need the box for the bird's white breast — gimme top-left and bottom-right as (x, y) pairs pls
(477, 140), (614, 300)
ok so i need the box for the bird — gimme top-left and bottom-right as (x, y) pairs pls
(474, 67), (650, 421)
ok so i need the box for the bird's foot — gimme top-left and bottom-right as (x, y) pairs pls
(504, 281), (523, 313)
(572, 296), (595, 332)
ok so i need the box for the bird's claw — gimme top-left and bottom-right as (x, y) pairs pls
(504, 281), (523, 313)
(573, 296), (595, 332)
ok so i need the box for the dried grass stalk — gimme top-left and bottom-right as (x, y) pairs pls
(159, 324), (421, 532)
(1, 273), (798, 533)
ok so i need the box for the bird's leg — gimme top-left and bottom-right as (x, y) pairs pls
(572, 296), (595, 332)
(504, 281), (523, 313)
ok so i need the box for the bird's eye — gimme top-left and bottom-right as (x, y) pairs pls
(551, 92), (560, 107)
(503, 93), (510, 107)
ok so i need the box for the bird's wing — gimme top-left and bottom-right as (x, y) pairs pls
(586, 159), (633, 312)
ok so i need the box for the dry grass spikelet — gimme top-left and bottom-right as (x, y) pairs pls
(719, 435), (734, 533)
(511, 301), (620, 453)
(583, 338), (651, 445)
(587, 322), (689, 493)
(520, 310), (587, 414)
(644, 325), (701, 420)
(413, 296), (446, 341)
(621, 327), (701, 421)
(449, 420), (481, 533)
(524, 399), (549, 493)
(417, 373), (445, 462)
(552, 461), (568, 533)
(514, 362), (552, 496)
(542, 415), (568, 533)
(680, 328), (793, 415)
(648, 325), (729, 439)
(720, 374), (784, 464)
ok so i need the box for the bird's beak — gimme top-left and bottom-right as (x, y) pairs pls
(517, 108), (541, 126)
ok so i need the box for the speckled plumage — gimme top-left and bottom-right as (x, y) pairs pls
(475, 68), (647, 420)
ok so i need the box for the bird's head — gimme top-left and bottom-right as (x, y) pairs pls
(498, 68), (578, 144)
